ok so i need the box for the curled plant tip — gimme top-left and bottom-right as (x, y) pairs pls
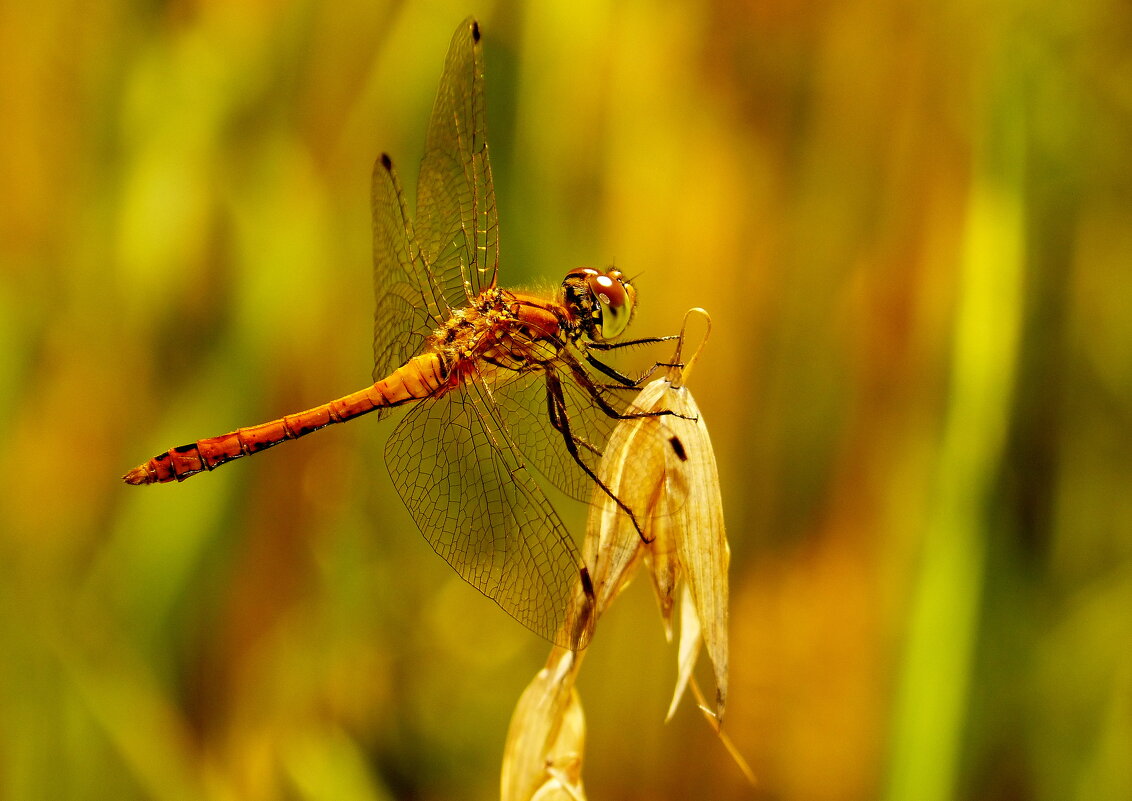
(501, 648), (587, 801)
(667, 307), (711, 388)
(584, 309), (730, 720)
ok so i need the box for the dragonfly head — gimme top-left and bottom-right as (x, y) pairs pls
(561, 267), (636, 342)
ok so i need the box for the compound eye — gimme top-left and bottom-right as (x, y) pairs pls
(587, 270), (633, 340)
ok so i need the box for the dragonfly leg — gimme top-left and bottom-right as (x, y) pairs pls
(545, 371), (653, 544)
(584, 351), (642, 386)
(584, 351), (683, 388)
(586, 335), (679, 351)
(585, 334), (689, 388)
(565, 357), (684, 424)
(576, 352), (697, 422)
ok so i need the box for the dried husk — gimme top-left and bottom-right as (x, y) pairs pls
(502, 310), (740, 800)
(501, 648), (587, 801)
(584, 311), (730, 719)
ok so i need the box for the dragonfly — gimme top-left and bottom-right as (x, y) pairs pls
(123, 17), (675, 650)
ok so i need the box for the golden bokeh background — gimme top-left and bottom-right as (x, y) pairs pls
(2, 0), (1130, 799)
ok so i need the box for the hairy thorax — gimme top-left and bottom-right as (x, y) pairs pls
(431, 288), (573, 379)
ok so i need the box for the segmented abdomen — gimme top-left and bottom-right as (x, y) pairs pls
(123, 352), (449, 485)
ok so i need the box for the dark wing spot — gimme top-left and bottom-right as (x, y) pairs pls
(472, 20), (480, 42)
(380, 152), (392, 170)
(668, 436), (687, 461)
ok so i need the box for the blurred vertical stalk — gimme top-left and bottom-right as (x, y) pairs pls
(884, 82), (1026, 801)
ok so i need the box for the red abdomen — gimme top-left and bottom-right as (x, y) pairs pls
(123, 353), (449, 484)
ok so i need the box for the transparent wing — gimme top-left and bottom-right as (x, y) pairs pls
(415, 16), (499, 311)
(385, 373), (594, 649)
(489, 361), (630, 505)
(371, 155), (449, 384)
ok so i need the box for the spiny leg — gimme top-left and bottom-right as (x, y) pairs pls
(564, 357), (682, 424)
(586, 335), (678, 351)
(584, 351), (684, 388)
(544, 371), (653, 543)
(585, 335), (683, 388)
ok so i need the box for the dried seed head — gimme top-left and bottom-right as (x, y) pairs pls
(501, 648), (587, 801)
(584, 309), (730, 720)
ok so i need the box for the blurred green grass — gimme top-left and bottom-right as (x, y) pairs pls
(2, 0), (1131, 799)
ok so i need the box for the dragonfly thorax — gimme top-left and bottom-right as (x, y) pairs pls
(561, 267), (636, 343)
(429, 288), (568, 375)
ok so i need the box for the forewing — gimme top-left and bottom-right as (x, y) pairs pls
(385, 375), (594, 649)
(371, 155), (449, 384)
(415, 17), (499, 310)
